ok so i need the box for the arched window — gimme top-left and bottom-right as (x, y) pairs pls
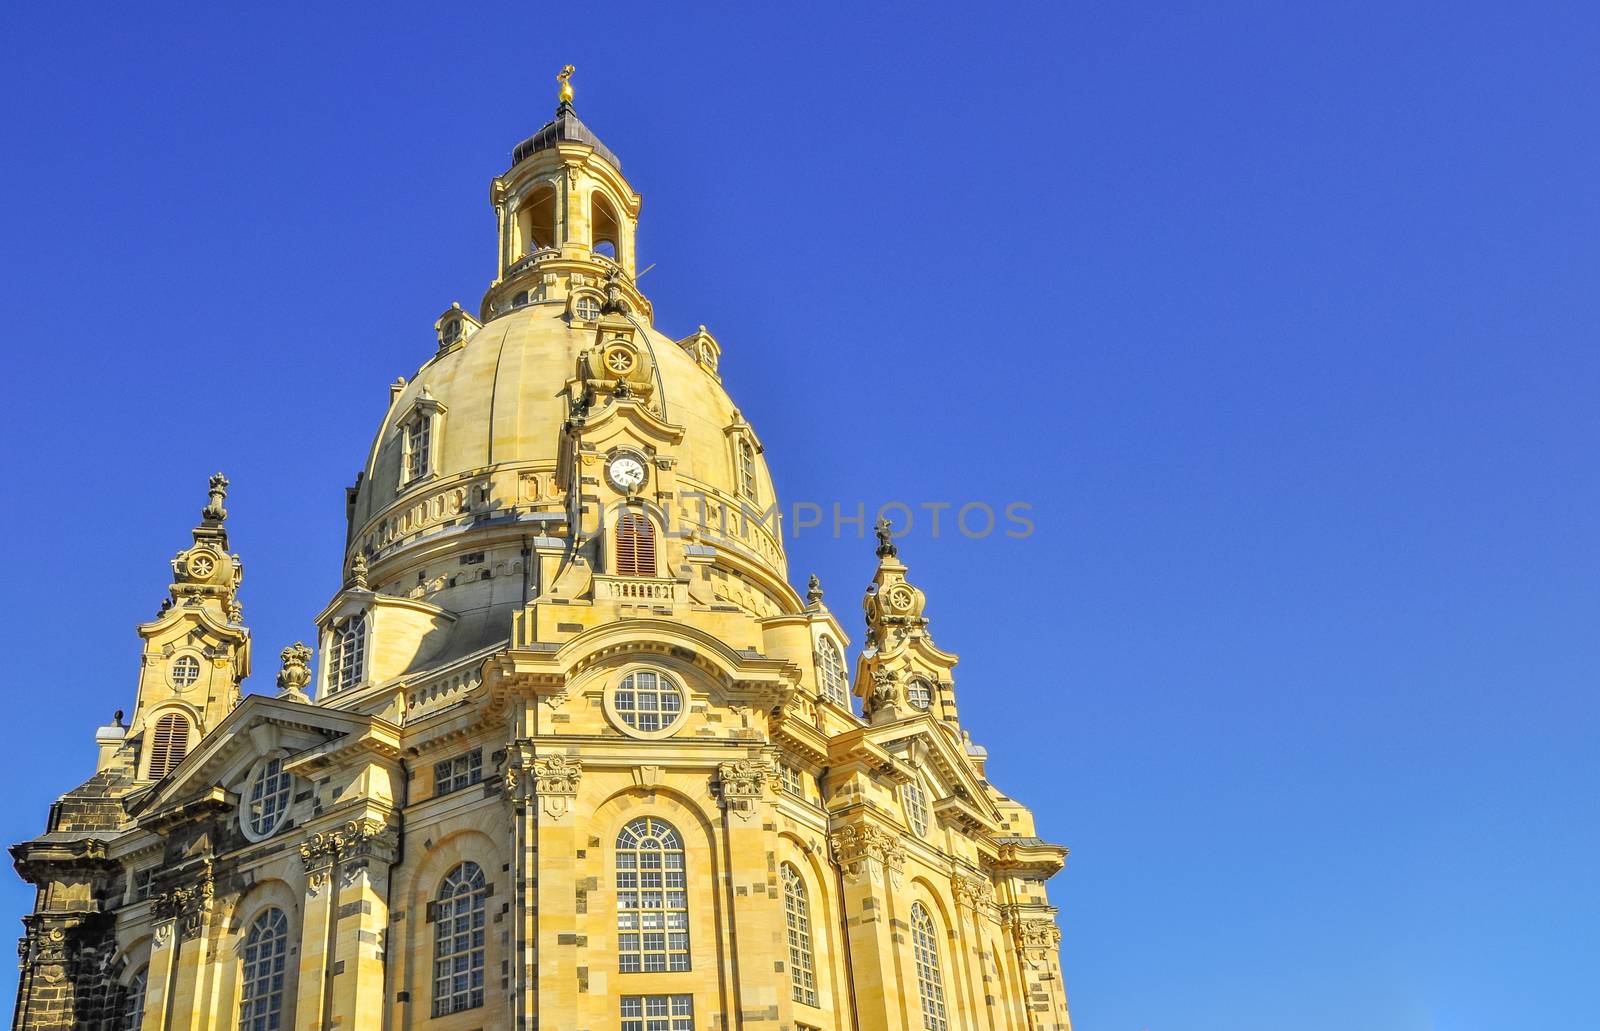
(817, 638), (849, 708)
(614, 512), (657, 577)
(781, 864), (817, 1006)
(245, 757), (292, 839)
(615, 817), (689, 973)
(518, 184), (558, 254)
(736, 438), (757, 500)
(910, 902), (949, 1031)
(240, 908), (290, 1031)
(329, 613), (366, 693)
(903, 778), (929, 837)
(907, 678), (932, 710)
(592, 193), (621, 260)
(147, 713), (191, 779)
(433, 862), (488, 1016)
(118, 965), (147, 1031)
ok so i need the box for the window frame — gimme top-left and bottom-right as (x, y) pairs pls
(241, 754), (294, 842)
(621, 994), (693, 1031)
(816, 637), (850, 709)
(781, 863), (818, 1007)
(907, 677), (933, 710)
(118, 965), (147, 1031)
(605, 667), (688, 740)
(910, 901), (949, 1031)
(903, 777), (930, 837)
(615, 816), (691, 974)
(146, 712), (191, 779)
(613, 511), (658, 577)
(434, 748), (483, 797)
(432, 862), (489, 1017)
(326, 612), (367, 694)
(239, 907), (291, 1031)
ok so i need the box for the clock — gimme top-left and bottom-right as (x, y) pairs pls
(607, 455), (647, 492)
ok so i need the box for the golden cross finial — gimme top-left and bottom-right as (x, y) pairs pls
(558, 64), (575, 105)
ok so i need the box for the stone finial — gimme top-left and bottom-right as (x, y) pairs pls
(806, 574), (824, 608)
(348, 552), (369, 590)
(874, 516), (898, 559)
(276, 642), (313, 703)
(202, 472), (229, 523)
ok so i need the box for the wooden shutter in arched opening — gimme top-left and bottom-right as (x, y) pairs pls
(148, 713), (191, 779)
(615, 513), (657, 577)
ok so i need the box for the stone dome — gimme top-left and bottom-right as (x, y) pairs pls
(347, 297), (786, 598)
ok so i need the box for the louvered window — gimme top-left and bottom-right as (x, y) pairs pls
(614, 512), (657, 577)
(147, 713), (191, 779)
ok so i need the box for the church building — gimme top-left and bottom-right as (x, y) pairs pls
(10, 70), (1074, 1031)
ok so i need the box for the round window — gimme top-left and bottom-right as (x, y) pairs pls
(171, 655), (201, 690)
(907, 678), (932, 710)
(574, 296), (601, 321)
(610, 669), (685, 737)
(243, 757), (293, 840)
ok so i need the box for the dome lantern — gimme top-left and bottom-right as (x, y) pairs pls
(486, 67), (645, 320)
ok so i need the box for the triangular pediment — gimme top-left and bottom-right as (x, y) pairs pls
(832, 715), (1004, 835)
(131, 695), (373, 820)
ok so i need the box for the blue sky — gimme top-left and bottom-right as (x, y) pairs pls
(2, 3), (1598, 1028)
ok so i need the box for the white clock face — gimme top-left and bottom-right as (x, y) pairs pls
(608, 456), (647, 491)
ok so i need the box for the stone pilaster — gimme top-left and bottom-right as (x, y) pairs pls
(531, 751), (582, 1031)
(715, 755), (786, 1031)
(830, 822), (910, 1031)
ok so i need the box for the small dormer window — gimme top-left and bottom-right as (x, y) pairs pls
(442, 319), (462, 346)
(404, 414), (432, 482)
(737, 438), (757, 500)
(329, 613), (367, 693)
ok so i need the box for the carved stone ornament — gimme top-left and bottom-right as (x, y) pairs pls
(1014, 916), (1063, 965)
(715, 755), (772, 820)
(828, 823), (906, 886)
(863, 666), (906, 723)
(532, 755), (583, 819)
(298, 818), (397, 895)
(151, 862), (215, 941)
(276, 641), (314, 703)
(202, 472), (229, 523)
(953, 872), (998, 912)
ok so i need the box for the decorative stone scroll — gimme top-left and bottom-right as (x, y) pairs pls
(298, 818), (398, 895)
(715, 755), (773, 821)
(829, 824), (906, 886)
(151, 862), (215, 943)
(952, 872), (997, 914)
(532, 755), (583, 819)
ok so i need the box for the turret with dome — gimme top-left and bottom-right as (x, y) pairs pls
(10, 71), (1074, 1031)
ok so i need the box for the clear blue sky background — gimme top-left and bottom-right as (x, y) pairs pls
(2, 3), (1597, 1029)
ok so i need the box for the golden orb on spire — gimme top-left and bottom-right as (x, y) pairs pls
(557, 64), (575, 105)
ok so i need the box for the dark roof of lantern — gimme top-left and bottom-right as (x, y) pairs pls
(511, 103), (621, 170)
